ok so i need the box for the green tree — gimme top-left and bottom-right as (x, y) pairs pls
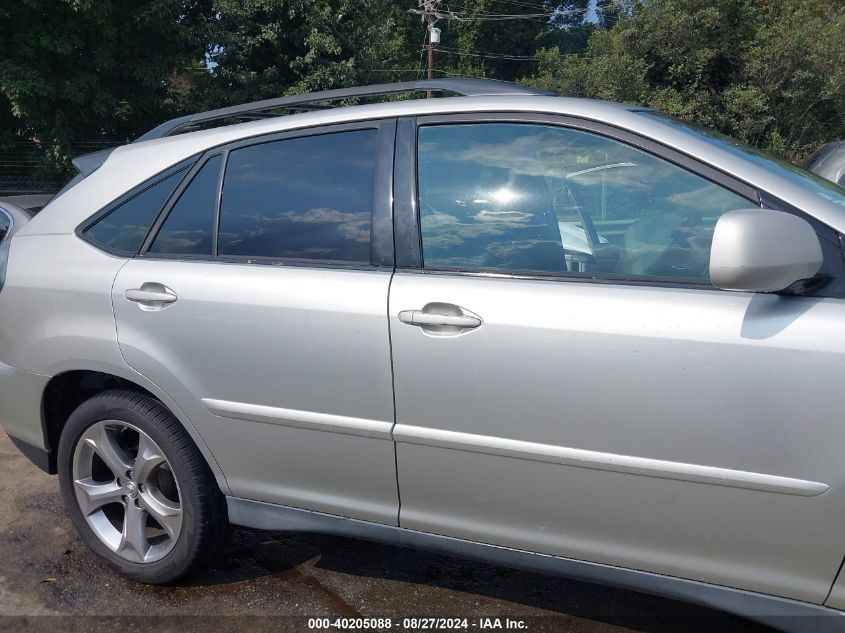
(542, 1), (594, 55)
(524, 0), (845, 159)
(198, 0), (417, 108)
(434, 0), (619, 79)
(0, 0), (210, 178)
(403, 1), (550, 81)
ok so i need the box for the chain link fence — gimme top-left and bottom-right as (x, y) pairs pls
(0, 141), (121, 196)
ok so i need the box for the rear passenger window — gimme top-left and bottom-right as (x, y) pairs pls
(84, 170), (184, 253)
(218, 129), (376, 263)
(149, 155), (222, 256)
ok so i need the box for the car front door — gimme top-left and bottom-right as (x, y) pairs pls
(112, 121), (400, 525)
(388, 115), (845, 602)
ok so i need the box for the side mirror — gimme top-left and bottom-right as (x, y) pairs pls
(710, 209), (823, 292)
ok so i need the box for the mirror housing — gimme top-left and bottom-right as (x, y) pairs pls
(710, 209), (823, 292)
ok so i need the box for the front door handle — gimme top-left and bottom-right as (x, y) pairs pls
(398, 310), (481, 328)
(124, 283), (177, 310)
(398, 303), (482, 335)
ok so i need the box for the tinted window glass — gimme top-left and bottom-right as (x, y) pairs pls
(85, 170), (183, 253)
(418, 123), (751, 281)
(644, 112), (845, 209)
(149, 155), (221, 255)
(0, 211), (9, 244)
(218, 129), (376, 262)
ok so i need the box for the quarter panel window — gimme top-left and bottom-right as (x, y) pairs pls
(149, 155), (222, 256)
(84, 170), (184, 253)
(417, 123), (752, 281)
(218, 129), (377, 262)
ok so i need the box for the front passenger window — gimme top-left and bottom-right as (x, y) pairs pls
(417, 123), (751, 281)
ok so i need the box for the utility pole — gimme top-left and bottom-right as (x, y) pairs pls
(411, 0), (444, 96)
(428, 28), (435, 82)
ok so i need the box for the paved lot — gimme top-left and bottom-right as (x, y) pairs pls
(0, 433), (773, 633)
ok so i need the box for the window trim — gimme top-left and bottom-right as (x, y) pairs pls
(141, 151), (226, 256)
(398, 112), (843, 295)
(139, 119), (396, 269)
(75, 156), (198, 257)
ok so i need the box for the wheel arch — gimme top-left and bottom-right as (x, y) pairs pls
(40, 366), (230, 495)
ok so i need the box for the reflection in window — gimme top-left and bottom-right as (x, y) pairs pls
(418, 123), (751, 280)
(0, 211), (9, 244)
(150, 155), (221, 255)
(85, 170), (184, 253)
(218, 130), (376, 262)
(644, 111), (845, 210)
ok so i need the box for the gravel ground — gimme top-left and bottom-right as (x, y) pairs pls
(0, 432), (773, 633)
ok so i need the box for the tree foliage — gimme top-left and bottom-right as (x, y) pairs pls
(198, 0), (417, 108)
(524, 0), (845, 159)
(0, 0), (210, 170)
(0, 0), (842, 188)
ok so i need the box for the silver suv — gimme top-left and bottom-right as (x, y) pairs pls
(2, 78), (845, 632)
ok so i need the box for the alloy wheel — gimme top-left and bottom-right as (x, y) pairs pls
(71, 420), (183, 563)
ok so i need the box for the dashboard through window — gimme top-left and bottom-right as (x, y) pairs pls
(417, 123), (753, 281)
(218, 129), (377, 263)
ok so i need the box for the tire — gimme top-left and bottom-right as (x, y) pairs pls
(57, 389), (229, 583)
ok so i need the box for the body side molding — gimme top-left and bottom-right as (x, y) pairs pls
(227, 497), (845, 633)
(202, 398), (393, 440)
(392, 424), (830, 497)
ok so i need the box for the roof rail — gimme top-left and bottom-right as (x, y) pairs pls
(134, 78), (553, 143)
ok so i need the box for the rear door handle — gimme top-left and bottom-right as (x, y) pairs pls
(124, 284), (177, 309)
(125, 289), (177, 303)
(398, 310), (481, 328)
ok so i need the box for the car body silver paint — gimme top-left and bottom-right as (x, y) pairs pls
(226, 498), (845, 633)
(805, 141), (845, 186)
(0, 195), (52, 214)
(111, 259), (399, 525)
(0, 234), (128, 374)
(391, 424), (829, 496)
(389, 272), (845, 603)
(20, 96), (845, 238)
(710, 209), (824, 292)
(1, 91), (844, 617)
(826, 572), (845, 610)
(0, 360), (51, 448)
(0, 234), (230, 492)
(201, 399), (394, 440)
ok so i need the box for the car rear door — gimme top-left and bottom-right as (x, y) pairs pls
(112, 120), (400, 525)
(388, 114), (845, 602)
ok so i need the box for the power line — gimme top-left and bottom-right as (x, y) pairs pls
(444, 0), (550, 11)
(433, 47), (539, 61)
(485, 0), (551, 9)
(416, 21), (429, 80)
(410, 1), (450, 94)
(407, 0), (597, 78)
(435, 2), (595, 20)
